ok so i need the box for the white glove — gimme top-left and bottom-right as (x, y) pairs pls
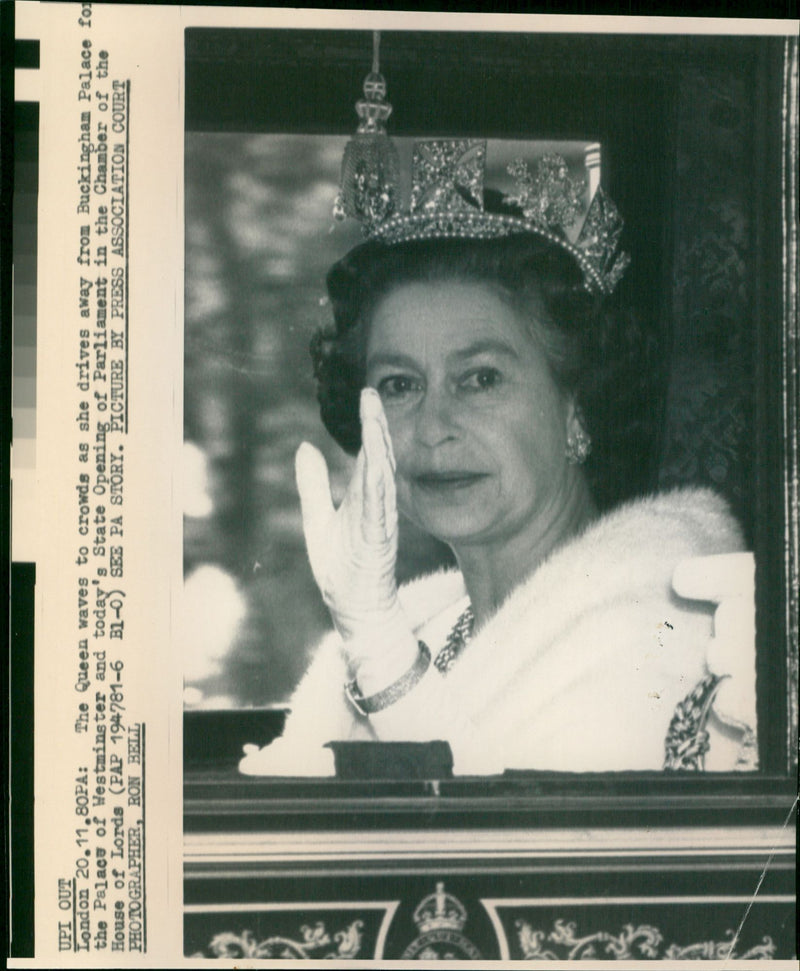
(672, 551), (756, 733)
(296, 389), (416, 683)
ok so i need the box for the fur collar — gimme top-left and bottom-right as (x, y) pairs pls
(391, 486), (746, 772)
(240, 487), (746, 776)
(399, 486), (744, 638)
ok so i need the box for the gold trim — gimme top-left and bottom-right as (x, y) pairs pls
(513, 918), (777, 961)
(184, 825), (796, 866)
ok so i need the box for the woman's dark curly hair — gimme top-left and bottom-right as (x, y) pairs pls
(311, 233), (660, 511)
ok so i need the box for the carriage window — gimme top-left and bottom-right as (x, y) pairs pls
(183, 29), (796, 785)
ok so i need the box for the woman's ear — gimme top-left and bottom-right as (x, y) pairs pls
(563, 395), (582, 439)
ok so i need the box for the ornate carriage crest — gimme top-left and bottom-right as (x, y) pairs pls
(401, 882), (482, 960)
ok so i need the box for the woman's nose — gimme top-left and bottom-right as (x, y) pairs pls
(414, 387), (459, 447)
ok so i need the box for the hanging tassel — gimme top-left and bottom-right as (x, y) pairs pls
(333, 31), (400, 232)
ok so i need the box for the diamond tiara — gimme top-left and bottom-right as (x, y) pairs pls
(333, 38), (630, 296)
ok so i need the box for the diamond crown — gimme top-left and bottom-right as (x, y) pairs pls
(338, 136), (629, 295)
(334, 39), (628, 295)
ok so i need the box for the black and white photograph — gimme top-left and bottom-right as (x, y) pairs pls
(5, 5), (798, 969)
(181, 22), (797, 964)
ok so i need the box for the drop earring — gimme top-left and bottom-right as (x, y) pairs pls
(565, 425), (592, 465)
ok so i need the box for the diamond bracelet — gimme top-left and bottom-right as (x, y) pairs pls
(344, 641), (431, 716)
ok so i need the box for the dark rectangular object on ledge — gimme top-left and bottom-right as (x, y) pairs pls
(325, 740), (453, 780)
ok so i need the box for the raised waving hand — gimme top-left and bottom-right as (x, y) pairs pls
(295, 389), (413, 679)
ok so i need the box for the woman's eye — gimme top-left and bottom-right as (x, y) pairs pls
(460, 367), (502, 391)
(376, 375), (421, 399)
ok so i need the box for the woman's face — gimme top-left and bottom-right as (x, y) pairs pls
(365, 280), (577, 549)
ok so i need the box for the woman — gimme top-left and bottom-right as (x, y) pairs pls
(240, 149), (755, 777)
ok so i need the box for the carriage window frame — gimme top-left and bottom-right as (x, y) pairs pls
(183, 28), (798, 826)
